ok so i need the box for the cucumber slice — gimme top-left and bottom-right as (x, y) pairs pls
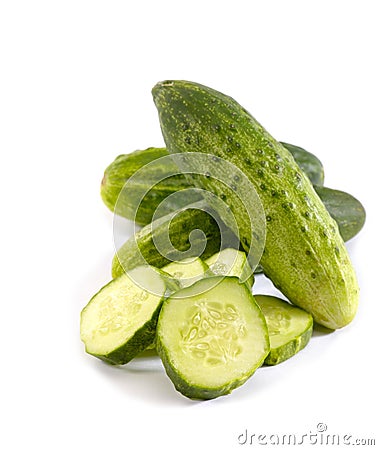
(80, 265), (166, 365)
(156, 277), (269, 400)
(254, 295), (313, 365)
(205, 248), (254, 288)
(162, 257), (208, 288)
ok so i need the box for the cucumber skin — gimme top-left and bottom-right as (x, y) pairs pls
(101, 143), (323, 226)
(264, 324), (313, 366)
(156, 277), (269, 400)
(152, 80), (359, 329)
(112, 208), (223, 278)
(81, 275), (163, 365)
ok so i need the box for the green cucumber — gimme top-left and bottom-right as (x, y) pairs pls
(254, 295), (313, 365)
(314, 185), (366, 242)
(80, 265), (167, 365)
(205, 248), (254, 288)
(101, 143), (323, 226)
(152, 80), (359, 329)
(162, 256), (208, 288)
(112, 206), (230, 278)
(156, 276), (269, 400)
(101, 148), (200, 226)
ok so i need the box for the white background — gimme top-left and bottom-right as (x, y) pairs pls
(1, 1), (378, 448)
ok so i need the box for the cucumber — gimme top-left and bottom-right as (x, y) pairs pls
(152, 80), (359, 329)
(80, 265), (167, 365)
(101, 148), (201, 226)
(162, 256), (208, 288)
(254, 295), (313, 365)
(205, 248), (254, 287)
(281, 142), (324, 186)
(112, 205), (229, 278)
(314, 185), (366, 242)
(156, 276), (269, 399)
(101, 143), (323, 226)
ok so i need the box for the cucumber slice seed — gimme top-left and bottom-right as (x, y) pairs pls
(255, 295), (313, 365)
(80, 266), (166, 365)
(157, 276), (269, 399)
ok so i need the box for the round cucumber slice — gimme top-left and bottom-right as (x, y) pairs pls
(80, 266), (166, 365)
(254, 295), (313, 365)
(156, 277), (269, 400)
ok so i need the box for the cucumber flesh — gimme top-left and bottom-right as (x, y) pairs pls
(205, 247), (254, 288)
(80, 265), (166, 365)
(162, 257), (208, 288)
(156, 276), (269, 400)
(254, 295), (313, 365)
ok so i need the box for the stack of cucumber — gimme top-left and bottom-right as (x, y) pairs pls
(81, 80), (365, 400)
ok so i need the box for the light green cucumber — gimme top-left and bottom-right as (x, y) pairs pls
(205, 248), (254, 288)
(156, 276), (269, 400)
(254, 295), (313, 365)
(152, 80), (359, 329)
(162, 257), (208, 288)
(80, 265), (167, 365)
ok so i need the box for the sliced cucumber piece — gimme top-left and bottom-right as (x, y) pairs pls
(162, 257), (208, 288)
(254, 295), (313, 365)
(80, 265), (166, 365)
(156, 277), (269, 400)
(205, 248), (254, 288)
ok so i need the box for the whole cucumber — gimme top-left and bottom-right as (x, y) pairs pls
(152, 80), (359, 329)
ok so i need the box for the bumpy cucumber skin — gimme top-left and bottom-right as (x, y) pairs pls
(112, 208), (222, 278)
(314, 186), (366, 242)
(80, 276), (163, 365)
(156, 277), (269, 400)
(152, 80), (359, 329)
(281, 142), (324, 186)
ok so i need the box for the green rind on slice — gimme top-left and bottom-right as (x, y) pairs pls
(162, 257), (208, 288)
(80, 266), (166, 365)
(156, 277), (269, 400)
(254, 295), (313, 365)
(205, 248), (254, 288)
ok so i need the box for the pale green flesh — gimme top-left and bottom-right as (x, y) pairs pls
(162, 257), (208, 288)
(80, 266), (165, 356)
(157, 277), (269, 395)
(255, 295), (313, 358)
(205, 248), (253, 287)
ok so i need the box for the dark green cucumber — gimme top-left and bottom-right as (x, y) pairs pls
(156, 276), (269, 400)
(80, 266), (167, 365)
(254, 295), (313, 365)
(152, 80), (359, 329)
(314, 186), (366, 242)
(112, 205), (237, 278)
(101, 143), (323, 225)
